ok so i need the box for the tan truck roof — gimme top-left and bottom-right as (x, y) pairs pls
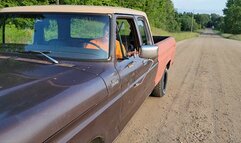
(0, 5), (146, 17)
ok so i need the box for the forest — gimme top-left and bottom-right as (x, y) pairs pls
(0, 0), (240, 34)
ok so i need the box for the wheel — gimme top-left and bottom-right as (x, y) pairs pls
(90, 137), (104, 143)
(151, 68), (168, 97)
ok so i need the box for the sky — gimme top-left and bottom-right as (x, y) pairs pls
(172, 0), (227, 15)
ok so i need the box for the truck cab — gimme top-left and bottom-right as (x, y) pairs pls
(0, 5), (175, 143)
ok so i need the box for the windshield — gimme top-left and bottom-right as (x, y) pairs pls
(0, 13), (110, 60)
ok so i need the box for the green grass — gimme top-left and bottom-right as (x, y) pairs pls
(151, 27), (199, 42)
(4, 24), (33, 44)
(222, 34), (241, 41)
(0, 24), (33, 51)
(214, 30), (241, 41)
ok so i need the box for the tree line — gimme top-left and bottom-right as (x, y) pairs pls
(186, 0), (241, 34)
(223, 0), (241, 34)
(0, 0), (180, 32)
(0, 0), (240, 34)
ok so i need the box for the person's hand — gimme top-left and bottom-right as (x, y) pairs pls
(127, 49), (138, 57)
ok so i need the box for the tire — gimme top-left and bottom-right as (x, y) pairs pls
(90, 137), (104, 143)
(151, 68), (168, 97)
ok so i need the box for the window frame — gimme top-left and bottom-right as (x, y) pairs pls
(114, 14), (141, 61)
(136, 16), (153, 45)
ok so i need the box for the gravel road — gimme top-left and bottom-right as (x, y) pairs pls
(114, 29), (241, 143)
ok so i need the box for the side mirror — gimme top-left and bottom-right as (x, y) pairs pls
(139, 45), (158, 59)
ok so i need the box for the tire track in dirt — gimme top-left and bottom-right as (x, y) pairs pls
(208, 37), (241, 143)
(156, 35), (216, 143)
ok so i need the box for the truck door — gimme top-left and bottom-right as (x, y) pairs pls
(135, 17), (158, 98)
(114, 16), (154, 130)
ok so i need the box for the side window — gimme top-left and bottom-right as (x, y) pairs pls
(116, 18), (139, 60)
(137, 19), (151, 45)
(44, 19), (58, 41)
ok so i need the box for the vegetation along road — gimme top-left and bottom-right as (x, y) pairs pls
(114, 29), (241, 143)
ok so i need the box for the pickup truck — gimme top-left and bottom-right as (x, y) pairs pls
(0, 5), (176, 143)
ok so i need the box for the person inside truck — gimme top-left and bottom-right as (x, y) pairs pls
(85, 24), (127, 59)
(116, 20), (139, 58)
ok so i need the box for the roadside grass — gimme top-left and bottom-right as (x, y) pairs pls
(151, 27), (199, 42)
(222, 34), (241, 41)
(1, 24), (33, 44)
(214, 30), (241, 41)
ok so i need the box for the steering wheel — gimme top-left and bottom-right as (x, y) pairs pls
(85, 41), (107, 55)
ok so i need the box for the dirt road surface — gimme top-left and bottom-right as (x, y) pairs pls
(114, 29), (241, 143)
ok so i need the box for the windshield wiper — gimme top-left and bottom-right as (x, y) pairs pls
(18, 50), (59, 64)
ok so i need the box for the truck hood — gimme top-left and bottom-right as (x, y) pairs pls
(0, 58), (102, 90)
(0, 59), (108, 142)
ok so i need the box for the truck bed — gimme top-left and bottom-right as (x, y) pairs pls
(153, 36), (170, 44)
(153, 36), (176, 85)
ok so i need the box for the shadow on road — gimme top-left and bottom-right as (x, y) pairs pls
(199, 29), (222, 38)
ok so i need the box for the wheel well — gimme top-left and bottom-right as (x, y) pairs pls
(166, 61), (171, 70)
(90, 137), (104, 143)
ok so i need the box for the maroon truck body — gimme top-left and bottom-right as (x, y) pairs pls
(0, 6), (176, 143)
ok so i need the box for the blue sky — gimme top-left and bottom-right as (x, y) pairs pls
(172, 0), (227, 15)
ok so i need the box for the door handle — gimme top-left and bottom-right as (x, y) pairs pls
(134, 82), (141, 87)
(134, 59), (154, 88)
(134, 81), (143, 87)
(126, 61), (134, 68)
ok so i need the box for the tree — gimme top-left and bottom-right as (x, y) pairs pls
(179, 13), (199, 31)
(223, 0), (241, 34)
(1, 0), (201, 33)
(209, 13), (224, 30)
(195, 14), (210, 28)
